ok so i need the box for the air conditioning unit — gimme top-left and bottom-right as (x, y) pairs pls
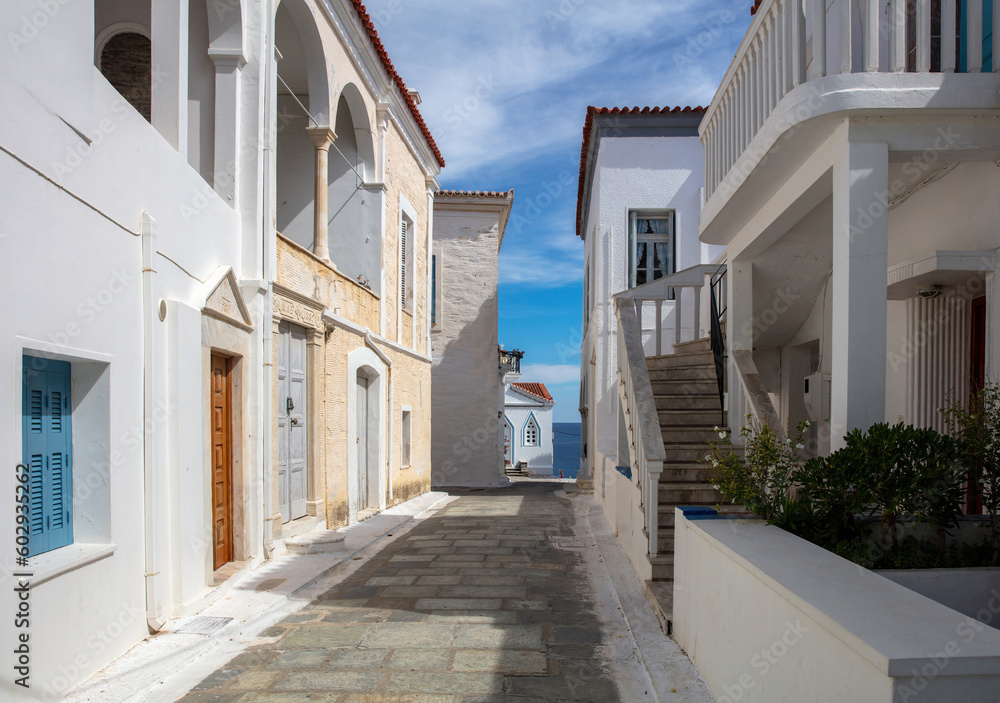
(803, 373), (830, 422)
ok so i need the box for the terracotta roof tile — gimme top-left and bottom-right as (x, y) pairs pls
(512, 382), (555, 403)
(576, 106), (706, 239)
(751, 1), (764, 15)
(349, 1), (445, 168)
(437, 189), (514, 198)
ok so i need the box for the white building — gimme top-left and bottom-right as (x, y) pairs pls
(430, 190), (514, 487)
(576, 106), (724, 580)
(1, 0), (443, 694)
(504, 382), (556, 474)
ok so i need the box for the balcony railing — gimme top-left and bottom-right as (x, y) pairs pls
(499, 347), (523, 374)
(702, 0), (1000, 201)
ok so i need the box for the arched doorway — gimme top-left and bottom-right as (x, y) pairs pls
(347, 348), (385, 523)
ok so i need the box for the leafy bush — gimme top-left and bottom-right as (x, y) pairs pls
(703, 416), (808, 523)
(794, 423), (965, 555)
(944, 381), (1000, 564)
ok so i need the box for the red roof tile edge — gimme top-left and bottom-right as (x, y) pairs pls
(512, 382), (555, 403)
(576, 106), (706, 239)
(437, 189), (514, 198)
(350, 1), (445, 168)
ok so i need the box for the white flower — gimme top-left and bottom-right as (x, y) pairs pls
(718, 431), (727, 439)
(804, 420), (810, 427)
(795, 443), (805, 450)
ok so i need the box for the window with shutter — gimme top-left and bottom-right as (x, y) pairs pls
(22, 356), (74, 557)
(400, 219), (408, 308)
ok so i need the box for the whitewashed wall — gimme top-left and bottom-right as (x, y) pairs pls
(430, 204), (503, 486)
(0, 0), (267, 694)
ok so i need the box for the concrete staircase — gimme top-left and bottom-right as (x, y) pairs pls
(645, 336), (741, 584)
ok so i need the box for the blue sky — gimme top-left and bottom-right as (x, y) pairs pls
(370, 0), (749, 421)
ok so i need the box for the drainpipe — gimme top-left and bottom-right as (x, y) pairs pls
(141, 212), (165, 631)
(364, 333), (393, 503)
(260, 0), (276, 558)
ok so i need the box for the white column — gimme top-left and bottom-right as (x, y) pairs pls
(943, 0), (957, 72)
(151, 0), (189, 152)
(969, 0), (984, 72)
(891, 0), (907, 72)
(865, 0), (881, 72)
(208, 49), (246, 205)
(728, 260), (753, 438)
(840, 0), (853, 73)
(812, 0), (827, 78)
(307, 127), (336, 262)
(831, 137), (889, 448)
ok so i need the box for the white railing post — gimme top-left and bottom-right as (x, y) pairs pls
(655, 299), (663, 356)
(840, 0), (853, 73)
(812, 0), (827, 78)
(694, 285), (702, 340)
(891, 0), (907, 72)
(793, 0), (806, 86)
(916, 0), (931, 72)
(968, 0), (983, 72)
(865, 0), (881, 72)
(943, 0), (957, 72)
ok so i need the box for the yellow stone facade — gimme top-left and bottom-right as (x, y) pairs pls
(271, 119), (433, 536)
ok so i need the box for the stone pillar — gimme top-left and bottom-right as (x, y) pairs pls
(208, 49), (246, 205)
(306, 327), (326, 518)
(831, 137), (889, 448)
(307, 127), (336, 262)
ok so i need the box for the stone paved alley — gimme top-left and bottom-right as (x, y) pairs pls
(174, 484), (710, 702)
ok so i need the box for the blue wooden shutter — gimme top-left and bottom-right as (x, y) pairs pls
(22, 357), (73, 556)
(960, 1), (994, 71)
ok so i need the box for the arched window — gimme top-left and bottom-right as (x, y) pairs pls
(524, 415), (539, 447)
(97, 30), (152, 122)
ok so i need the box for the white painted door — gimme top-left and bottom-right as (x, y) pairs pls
(278, 322), (308, 523)
(356, 373), (369, 511)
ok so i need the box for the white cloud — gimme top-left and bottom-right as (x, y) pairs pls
(518, 363), (581, 385)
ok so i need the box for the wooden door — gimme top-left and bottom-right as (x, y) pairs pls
(356, 373), (369, 510)
(211, 353), (233, 570)
(277, 323), (308, 523)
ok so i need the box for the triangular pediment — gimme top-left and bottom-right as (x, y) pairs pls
(203, 267), (253, 331)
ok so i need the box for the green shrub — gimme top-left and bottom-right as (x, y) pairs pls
(795, 423), (965, 555)
(944, 381), (1000, 564)
(703, 416), (808, 523)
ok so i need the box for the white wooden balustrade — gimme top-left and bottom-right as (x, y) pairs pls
(702, 0), (1000, 201)
(614, 300), (666, 558)
(614, 264), (722, 356)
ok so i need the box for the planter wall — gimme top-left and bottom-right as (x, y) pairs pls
(673, 508), (1000, 703)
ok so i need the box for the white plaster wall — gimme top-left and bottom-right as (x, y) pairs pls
(0, 0), (265, 690)
(430, 207), (502, 487)
(503, 387), (554, 473)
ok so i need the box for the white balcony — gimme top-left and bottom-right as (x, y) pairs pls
(701, 0), (1000, 222)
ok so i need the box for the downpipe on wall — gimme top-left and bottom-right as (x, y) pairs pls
(261, 0), (277, 558)
(141, 212), (166, 631)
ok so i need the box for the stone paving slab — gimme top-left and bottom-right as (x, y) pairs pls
(175, 485), (624, 702)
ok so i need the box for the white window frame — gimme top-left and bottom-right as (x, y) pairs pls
(628, 210), (676, 290)
(397, 193), (419, 346)
(400, 407), (412, 468)
(431, 252), (442, 332)
(523, 413), (539, 447)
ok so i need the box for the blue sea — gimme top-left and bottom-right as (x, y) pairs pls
(552, 422), (581, 479)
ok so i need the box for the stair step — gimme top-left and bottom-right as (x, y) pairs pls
(648, 366), (717, 381)
(659, 426), (724, 443)
(654, 394), (723, 411)
(660, 465), (714, 482)
(659, 484), (724, 504)
(657, 409), (727, 426)
(646, 350), (715, 369)
(671, 337), (712, 354)
(649, 553), (674, 581)
(285, 529), (347, 555)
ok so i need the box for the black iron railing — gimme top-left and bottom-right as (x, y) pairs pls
(709, 264), (727, 422)
(499, 347), (523, 374)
